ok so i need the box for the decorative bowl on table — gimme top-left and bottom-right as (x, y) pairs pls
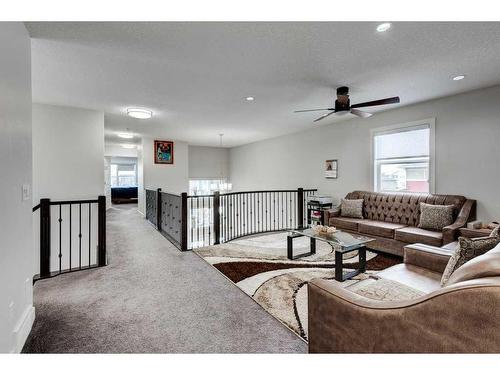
(312, 224), (337, 235)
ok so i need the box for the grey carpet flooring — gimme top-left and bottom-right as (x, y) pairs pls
(22, 204), (307, 353)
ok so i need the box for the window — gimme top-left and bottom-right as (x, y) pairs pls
(189, 179), (232, 195)
(111, 163), (137, 187)
(373, 120), (434, 193)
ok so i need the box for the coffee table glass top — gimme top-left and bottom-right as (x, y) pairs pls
(290, 228), (374, 252)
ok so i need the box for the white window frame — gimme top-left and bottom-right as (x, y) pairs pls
(110, 163), (138, 187)
(370, 118), (435, 193)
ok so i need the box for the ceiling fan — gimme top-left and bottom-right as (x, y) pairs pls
(295, 86), (400, 122)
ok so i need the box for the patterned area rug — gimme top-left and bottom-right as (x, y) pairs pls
(195, 232), (402, 341)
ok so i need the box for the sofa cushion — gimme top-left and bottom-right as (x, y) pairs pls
(490, 224), (500, 238)
(418, 202), (454, 230)
(340, 198), (364, 219)
(330, 217), (365, 231)
(376, 263), (442, 294)
(441, 236), (500, 286)
(395, 226), (443, 247)
(347, 277), (425, 301)
(358, 220), (407, 239)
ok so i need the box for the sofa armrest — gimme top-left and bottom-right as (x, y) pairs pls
(308, 277), (500, 353)
(442, 199), (476, 244)
(323, 206), (341, 225)
(403, 243), (453, 274)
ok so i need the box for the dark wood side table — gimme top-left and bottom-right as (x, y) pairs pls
(459, 227), (492, 239)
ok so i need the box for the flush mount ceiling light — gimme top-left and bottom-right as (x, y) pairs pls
(127, 108), (153, 119)
(118, 133), (134, 139)
(121, 144), (136, 149)
(376, 23), (392, 32)
(452, 75), (466, 81)
(245, 96), (255, 101)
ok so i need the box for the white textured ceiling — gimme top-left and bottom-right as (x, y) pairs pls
(26, 22), (500, 147)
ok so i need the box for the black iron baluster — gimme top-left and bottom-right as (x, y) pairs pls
(208, 197), (212, 245)
(267, 192), (270, 232)
(236, 194), (240, 238)
(201, 197), (204, 246)
(260, 192), (263, 232)
(79, 203), (82, 269)
(273, 192), (276, 231)
(231, 194), (234, 240)
(281, 192), (284, 230)
(88, 203), (91, 267)
(244, 193), (247, 236)
(252, 193), (255, 234)
(196, 198), (200, 247)
(58, 204), (62, 274)
(190, 198), (194, 248)
(69, 204), (72, 271)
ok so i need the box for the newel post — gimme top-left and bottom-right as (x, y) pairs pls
(156, 188), (162, 231)
(180, 192), (188, 251)
(39, 198), (51, 278)
(297, 188), (304, 229)
(213, 191), (221, 245)
(97, 195), (107, 267)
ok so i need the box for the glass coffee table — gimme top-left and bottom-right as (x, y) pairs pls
(287, 228), (375, 282)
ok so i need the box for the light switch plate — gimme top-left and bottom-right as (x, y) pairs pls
(22, 184), (30, 201)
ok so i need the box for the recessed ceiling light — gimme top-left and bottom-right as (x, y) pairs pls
(118, 133), (134, 139)
(452, 75), (466, 81)
(376, 23), (392, 32)
(127, 108), (153, 119)
(122, 144), (136, 149)
(245, 96), (255, 101)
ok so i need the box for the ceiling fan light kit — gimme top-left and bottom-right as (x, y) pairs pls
(295, 86), (400, 122)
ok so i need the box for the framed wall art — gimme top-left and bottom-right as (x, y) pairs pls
(325, 159), (338, 179)
(154, 140), (174, 164)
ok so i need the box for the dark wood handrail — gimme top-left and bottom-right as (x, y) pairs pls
(50, 199), (99, 205)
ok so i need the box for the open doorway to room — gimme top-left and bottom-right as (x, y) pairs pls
(104, 142), (140, 210)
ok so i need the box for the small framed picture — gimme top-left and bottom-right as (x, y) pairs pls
(154, 140), (174, 164)
(325, 159), (338, 179)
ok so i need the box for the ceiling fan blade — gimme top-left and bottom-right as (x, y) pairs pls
(350, 108), (373, 118)
(294, 108), (334, 113)
(351, 96), (400, 109)
(313, 111), (336, 122)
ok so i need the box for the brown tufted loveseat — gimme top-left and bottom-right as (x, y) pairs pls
(324, 191), (476, 256)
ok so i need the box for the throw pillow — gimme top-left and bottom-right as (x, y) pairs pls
(490, 224), (500, 238)
(340, 198), (364, 219)
(441, 236), (500, 286)
(418, 202), (454, 230)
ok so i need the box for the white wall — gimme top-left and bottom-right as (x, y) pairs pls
(104, 143), (138, 157)
(32, 104), (105, 201)
(0, 23), (34, 353)
(230, 85), (500, 222)
(188, 145), (229, 179)
(142, 137), (189, 194)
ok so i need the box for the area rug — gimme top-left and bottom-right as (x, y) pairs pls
(195, 232), (402, 341)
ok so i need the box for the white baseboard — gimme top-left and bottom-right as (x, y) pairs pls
(12, 305), (35, 353)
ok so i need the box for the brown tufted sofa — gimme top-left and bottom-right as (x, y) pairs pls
(308, 243), (500, 353)
(324, 191), (476, 256)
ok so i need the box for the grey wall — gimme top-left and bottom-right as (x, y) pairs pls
(0, 23), (34, 353)
(189, 145), (229, 179)
(230, 85), (500, 222)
